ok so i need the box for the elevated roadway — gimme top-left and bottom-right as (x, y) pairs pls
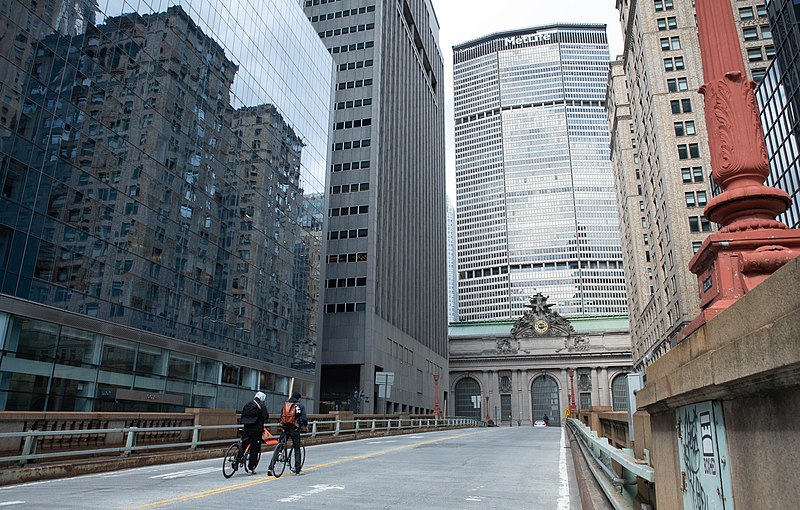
(0, 427), (580, 509)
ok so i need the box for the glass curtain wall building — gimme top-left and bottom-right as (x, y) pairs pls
(0, 0), (333, 411)
(758, 0), (800, 229)
(453, 25), (627, 321)
(303, 0), (448, 414)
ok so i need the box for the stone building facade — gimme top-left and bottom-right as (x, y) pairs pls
(448, 295), (633, 426)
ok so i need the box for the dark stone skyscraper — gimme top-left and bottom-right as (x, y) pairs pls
(304, 0), (448, 414)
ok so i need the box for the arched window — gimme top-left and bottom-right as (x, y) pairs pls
(612, 374), (629, 411)
(531, 376), (560, 426)
(454, 377), (481, 420)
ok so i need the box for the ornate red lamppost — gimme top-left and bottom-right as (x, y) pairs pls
(681, 0), (800, 339)
(433, 372), (441, 417)
(484, 395), (491, 422)
(568, 368), (577, 415)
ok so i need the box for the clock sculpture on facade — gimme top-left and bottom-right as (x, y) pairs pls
(533, 319), (549, 335)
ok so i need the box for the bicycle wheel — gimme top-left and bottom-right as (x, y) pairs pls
(289, 444), (306, 473)
(272, 442), (287, 478)
(222, 443), (239, 479)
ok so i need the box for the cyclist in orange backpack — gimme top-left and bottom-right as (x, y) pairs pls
(268, 391), (307, 475)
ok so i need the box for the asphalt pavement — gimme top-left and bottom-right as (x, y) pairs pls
(0, 426), (581, 509)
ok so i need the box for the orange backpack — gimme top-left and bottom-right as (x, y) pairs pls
(280, 401), (298, 427)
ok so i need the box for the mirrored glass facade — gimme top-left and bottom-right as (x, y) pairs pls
(0, 0), (333, 411)
(454, 25), (627, 321)
(758, 0), (800, 229)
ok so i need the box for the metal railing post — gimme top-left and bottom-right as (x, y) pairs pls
(355, 419), (360, 433)
(386, 419), (391, 432)
(122, 427), (138, 457)
(371, 419), (376, 432)
(398, 418), (402, 430)
(334, 419), (341, 436)
(311, 421), (318, 438)
(20, 432), (37, 466)
(191, 425), (200, 450)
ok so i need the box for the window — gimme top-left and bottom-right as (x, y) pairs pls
(671, 36), (681, 50)
(765, 46), (775, 59)
(685, 120), (696, 135)
(747, 48), (763, 62)
(761, 26), (772, 39)
(674, 56), (685, 70)
(682, 98), (692, 112)
(667, 78), (678, 92)
(661, 37), (671, 51)
(757, 4), (767, 18)
(678, 143), (699, 159)
(697, 190), (707, 206)
(693, 166), (704, 182)
(692, 241), (702, 253)
(689, 216), (701, 232)
(701, 217), (712, 232)
(674, 121), (685, 136)
(743, 27), (759, 41)
(654, 0), (674, 11)
(739, 7), (754, 20)
(671, 100), (682, 114)
(685, 192), (697, 207)
(682, 168), (693, 183)
(677, 77), (688, 90)
(664, 58), (674, 72)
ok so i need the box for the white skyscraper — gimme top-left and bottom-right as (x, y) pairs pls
(454, 24), (627, 321)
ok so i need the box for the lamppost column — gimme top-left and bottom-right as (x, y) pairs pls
(433, 372), (440, 416)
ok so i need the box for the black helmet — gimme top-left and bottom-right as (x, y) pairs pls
(291, 391), (302, 400)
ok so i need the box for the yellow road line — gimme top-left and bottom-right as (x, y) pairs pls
(129, 430), (484, 509)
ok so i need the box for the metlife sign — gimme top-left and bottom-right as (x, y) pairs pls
(504, 33), (552, 46)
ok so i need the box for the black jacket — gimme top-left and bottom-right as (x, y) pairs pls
(288, 396), (308, 428)
(240, 399), (269, 428)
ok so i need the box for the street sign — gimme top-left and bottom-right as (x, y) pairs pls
(375, 372), (395, 385)
(378, 385), (392, 398)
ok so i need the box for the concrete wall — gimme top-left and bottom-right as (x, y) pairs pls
(637, 255), (800, 509)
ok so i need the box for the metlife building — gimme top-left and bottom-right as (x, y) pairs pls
(453, 25), (628, 321)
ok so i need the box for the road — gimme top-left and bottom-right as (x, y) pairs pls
(0, 427), (581, 509)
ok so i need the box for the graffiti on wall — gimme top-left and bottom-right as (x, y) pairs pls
(677, 401), (730, 510)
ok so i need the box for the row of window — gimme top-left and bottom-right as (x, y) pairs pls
(324, 302), (367, 313)
(318, 22), (374, 39)
(738, 5), (767, 21)
(329, 40), (375, 54)
(336, 98), (372, 110)
(677, 143), (700, 160)
(685, 190), (708, 208)
(329, 205), (368, 216)
(328, 228), (368, 240)
(333, 138), (371, 151)
(654, 0), (673, 11)
(657, 16), (677, 31)
(336, 79), (374, 90)
(338, 59), (374, 72)
(305, 0), (343, 6)
(308, 4), (374, 21)
(327, 252), (368, 263)
(689, 216), (713, 233)
(331, 182), (369, 194)
(331, 160), (370, 172)
(325, 277), (367, 288)
(334, 118), (372, 130)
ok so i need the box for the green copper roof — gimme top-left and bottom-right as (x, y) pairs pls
(448, 315), (629, 337)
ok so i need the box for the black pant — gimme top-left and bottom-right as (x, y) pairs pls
(239, 426), (261, 470)
(270, 426), (302, 471)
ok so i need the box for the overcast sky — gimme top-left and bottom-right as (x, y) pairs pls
(430, 0), (625, 201)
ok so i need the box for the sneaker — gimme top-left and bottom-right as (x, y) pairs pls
(293, 469), (302, 475)
(249, 469), (256, 475)
(267, 469), (273, 476)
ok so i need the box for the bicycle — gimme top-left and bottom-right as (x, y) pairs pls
(268, 426), (305, 478)
(222, 431), (263, 478)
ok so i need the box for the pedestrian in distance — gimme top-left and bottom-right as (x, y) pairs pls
(238, 391), (269, 473)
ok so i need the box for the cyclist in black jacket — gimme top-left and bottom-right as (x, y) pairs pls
(269, 391), (308, 475)
(238, 391), (269, 473)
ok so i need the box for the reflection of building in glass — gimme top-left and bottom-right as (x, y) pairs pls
(611, 1), (774, 371)
(758, 0), (800, 229)
(0, 1), (332, 412)
(454, 25), (627, 322)
(304, 1), (448, 414)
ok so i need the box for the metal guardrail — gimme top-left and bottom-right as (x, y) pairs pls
(0, 417), (484, 466)
(567, 418), (654, 510)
